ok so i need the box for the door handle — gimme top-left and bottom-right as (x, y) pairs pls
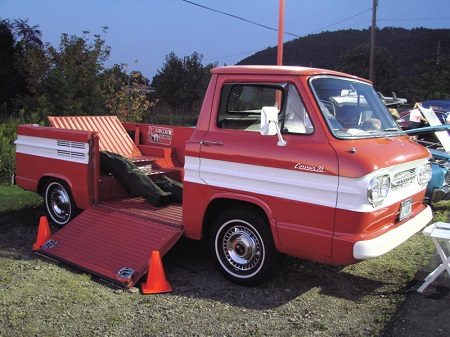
(200, 140), (223, 146)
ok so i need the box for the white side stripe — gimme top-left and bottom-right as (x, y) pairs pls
(15, 135), (89, 164)
(184, 156), (339, 209)
(184, 156), (427, 213)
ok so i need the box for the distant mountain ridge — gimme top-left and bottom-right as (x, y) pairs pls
(238, 27), (448, 73)
(237, 27), (450, 97)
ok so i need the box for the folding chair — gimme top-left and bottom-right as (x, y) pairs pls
(417, 222), (450, 292)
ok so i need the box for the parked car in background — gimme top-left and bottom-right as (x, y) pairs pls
(406, 124), (450, 204)
(397, 109), (449, 130)
(422, 99), (450, 113)
(379, 92), (407, 120)
(378, 92), (407, 106)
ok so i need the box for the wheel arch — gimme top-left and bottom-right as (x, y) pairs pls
(37, 174), (87, 211)
(202, 194), (279, 247)
(37, 174), (73, 196)
(41, 176), (80, 227)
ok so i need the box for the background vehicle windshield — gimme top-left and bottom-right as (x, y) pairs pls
(310, 76), (403, 139)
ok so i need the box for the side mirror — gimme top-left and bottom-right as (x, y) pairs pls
(260, 106), (287, 146)
(260, 106), (278, 136)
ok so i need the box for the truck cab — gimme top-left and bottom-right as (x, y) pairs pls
(183, 66), (432, 284)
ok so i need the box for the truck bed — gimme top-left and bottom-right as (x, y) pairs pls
(37, 198), (183, 288)
(99, 197), (183, 226)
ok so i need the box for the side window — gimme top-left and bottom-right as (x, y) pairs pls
(217, 82), (313, 135)
(217, 84), (280, 132)
(282, 84), (314, 134)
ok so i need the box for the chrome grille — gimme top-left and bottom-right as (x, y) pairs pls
(391, 168), (417, 191)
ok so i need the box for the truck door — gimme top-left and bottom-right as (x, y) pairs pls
(198, 80), (339, 260)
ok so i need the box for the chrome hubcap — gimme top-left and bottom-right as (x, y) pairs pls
(49, 185), (70, 221)
(222, 224), (261, 271)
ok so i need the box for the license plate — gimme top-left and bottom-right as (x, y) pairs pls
(399, 198), (412, 221)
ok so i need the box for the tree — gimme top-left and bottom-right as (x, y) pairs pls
(338, 44), (399, 94)
(45, 30), (111, 116)
(152, 51), (217, 112)
(101, 64), (128, 117)
(181, 52), (213, 111)
(0, 19), (44, 116)
(413, 56), (450, 101)
(152, 52), (184, 111)
(101, 64), (156, 122)
(121, 69), (153, 122)
(0, 20), (113, 119)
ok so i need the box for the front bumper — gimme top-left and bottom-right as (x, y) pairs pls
(353, 205), (433, 259)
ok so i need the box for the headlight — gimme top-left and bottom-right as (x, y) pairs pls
(417, 163), (432, 187)
(368, 174), (390, 206)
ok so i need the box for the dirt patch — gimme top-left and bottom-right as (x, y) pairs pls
(0, 205), (449, 336)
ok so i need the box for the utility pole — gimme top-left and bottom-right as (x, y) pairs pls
(369, 0), (378, 83)
(277, 0), (285, 65)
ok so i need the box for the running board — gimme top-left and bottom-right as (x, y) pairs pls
(38, 200), (183, 288)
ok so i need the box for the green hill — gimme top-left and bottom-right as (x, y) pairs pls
(237, 27), (450, 101)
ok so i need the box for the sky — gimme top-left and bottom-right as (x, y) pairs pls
(1, 0), (449, 80)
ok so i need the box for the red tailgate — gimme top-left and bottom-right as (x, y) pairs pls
(38, 198), (184, 288)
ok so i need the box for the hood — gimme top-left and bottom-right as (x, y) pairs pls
(330, 135), (431, 178)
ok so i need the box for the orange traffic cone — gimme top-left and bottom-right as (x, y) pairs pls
(32, 216), (51, 251)
(141, 251), (172, 294)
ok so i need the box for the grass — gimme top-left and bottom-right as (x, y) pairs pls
(0, 185), (449, 336)
(0, 184), (42, 212)
(432, 200), (450, 223)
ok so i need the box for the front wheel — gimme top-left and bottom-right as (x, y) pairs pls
(44, 180), (78, 227)
(209, 206), (279, 286)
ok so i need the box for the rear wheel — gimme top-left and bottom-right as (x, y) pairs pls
(209, 206), (279, 286)
(44, 180), (77, 227)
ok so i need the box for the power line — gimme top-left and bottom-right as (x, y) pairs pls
(183, 1), (377, 40)
(181, 0), (301, 38)
(310, 8), (373, 34)
(184, 1), (446, 64)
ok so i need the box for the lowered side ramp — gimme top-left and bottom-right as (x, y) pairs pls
(38, 198), (184, 288)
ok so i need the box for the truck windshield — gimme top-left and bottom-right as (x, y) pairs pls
(309, 76), (403, 139)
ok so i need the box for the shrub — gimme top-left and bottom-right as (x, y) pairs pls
(0, 110), (46, 184)
(0, 128), (16, 184)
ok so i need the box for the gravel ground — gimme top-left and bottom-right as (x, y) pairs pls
(0, 205), (448, 337)
(380, 252), (450, 337)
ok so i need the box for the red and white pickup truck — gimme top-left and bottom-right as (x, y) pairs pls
(14, 65), (433, 287)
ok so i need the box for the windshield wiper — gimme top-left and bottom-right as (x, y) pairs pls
(384, 128), (401, 132)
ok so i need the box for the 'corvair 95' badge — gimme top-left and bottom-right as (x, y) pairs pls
(294, 163), (325, 173)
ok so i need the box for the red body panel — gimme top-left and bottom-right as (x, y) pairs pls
(15, 125), (99, 209)
(15, 66), (433, 281)
(329, 136), (431, 178)
(15, 154), (94, 209)
(17, 124), (94, 142)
